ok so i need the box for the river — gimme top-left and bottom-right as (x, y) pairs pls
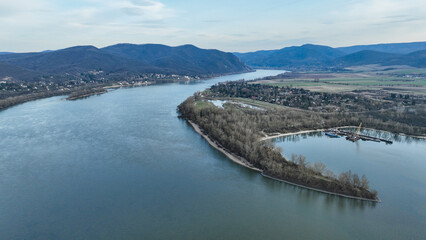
(0, 70), (424, 239)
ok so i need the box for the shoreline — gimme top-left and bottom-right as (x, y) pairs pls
(0, 70), (255, 113)
(261, 173), (381, 202)
(187, 120), (262, 172)
(261, 126), (426, 140)
(66, 90), (107, 100)
(187, 120), (380, 202)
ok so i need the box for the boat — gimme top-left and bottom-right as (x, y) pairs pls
(325, 132), (340, 138)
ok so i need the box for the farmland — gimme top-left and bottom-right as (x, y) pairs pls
(252, 66), (426, 94)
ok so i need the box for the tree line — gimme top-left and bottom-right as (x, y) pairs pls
(178, 95), (379, 200)
(206, 81), (426, 135)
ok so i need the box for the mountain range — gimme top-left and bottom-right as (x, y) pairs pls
(2, 41), (426, 82)
(337, 42), (426, 54)
(234, 42), (426, 69)
(0, 44), (250, 81)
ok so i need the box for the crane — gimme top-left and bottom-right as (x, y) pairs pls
(346, 122), (362, 142)
(356, 122), (362, 136)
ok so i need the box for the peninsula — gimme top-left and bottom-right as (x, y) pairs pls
(178, 77), (425, 201)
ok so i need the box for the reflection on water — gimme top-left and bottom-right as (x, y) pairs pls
(261, 170), (376, 211)
(0, 70), (425, 240)
(273, 128), (426, 240)
(273, 128), (426, 144)
(272, 131), (323, 143)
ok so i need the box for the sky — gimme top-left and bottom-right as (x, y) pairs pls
(1, 0), (426, 53)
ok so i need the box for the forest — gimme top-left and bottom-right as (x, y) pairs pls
(178, 95), (381, 201)
(205, 81), (426, 136)
(178, 79), (426, 200)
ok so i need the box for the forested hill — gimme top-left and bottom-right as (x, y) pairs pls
(102, 44), (249, 75)
(234, 44), (345, 69)
(337, 42), (426, 54)
(0, 44), (250, 82)
(234, 42), (426, 69)
(0, 61), (40, 81)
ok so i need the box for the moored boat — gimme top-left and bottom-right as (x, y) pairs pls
(325, 132), (340, 138)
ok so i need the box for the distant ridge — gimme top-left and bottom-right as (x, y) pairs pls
(0, 46), (162, 74)
(334, 50), (402, 66)
(0, 44), (250, 81)
(234, 44), (345, 68)
(385, 50), (426, 68)
(0, 61), (40, 81)
(234, 42), (426, 69)
(102, 43), (250, 75)
(337, 42), (426, 54)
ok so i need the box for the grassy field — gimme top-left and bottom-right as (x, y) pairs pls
(233, 97), (280, 109)
(194, 101), (213, 109)
(253, 67), (426, 94)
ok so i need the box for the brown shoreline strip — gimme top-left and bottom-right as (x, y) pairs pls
(261, 173), (381, 203)
(187, 120), (381, 203)
(262, 126), (426, 140)
(188, 120), (262, 172)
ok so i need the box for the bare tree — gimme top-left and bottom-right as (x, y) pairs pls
(352, 173), (360, 188)
(297, 155), (307, 171)
(291, 153), (297, 163)
(360, 174), (370, 189)
(313, 162), (326, 175)
(324, 169), (336, 179)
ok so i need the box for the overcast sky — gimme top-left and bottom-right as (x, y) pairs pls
(1, 0), (426, 52)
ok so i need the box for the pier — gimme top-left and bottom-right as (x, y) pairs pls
(325, 129), (393, 144)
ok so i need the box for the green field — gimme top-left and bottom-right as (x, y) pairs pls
(385, 68), (426, 74)
(194, 101), (213, 109)
(257, 74), (426, 94)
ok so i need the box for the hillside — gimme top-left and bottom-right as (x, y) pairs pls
(235, 42), (426, 69)
(0, 61), (40, 81)
(235, 44), (344, 68)
(102, 44), (250, 75)
(384, 50), (426, 67)
(0, 46), (162, 74)
(338, 42), (426, 54)
(0, 44), (250, 81)
(335, 50), (401, 66)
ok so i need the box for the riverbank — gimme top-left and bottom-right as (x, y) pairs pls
(188, 120), (262, 172)
(66, 88), (108, 100)
(261, 173), (381, 202)
(261, 128), (336, 141)
(0, 70), (256, 112)
(0, 89), (73, 112)
(262, 126), (426, 141)
(187, 120), (380, 202)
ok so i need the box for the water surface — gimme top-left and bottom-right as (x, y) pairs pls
(1, 70), (425, 240)
(273, 130), (426, 239)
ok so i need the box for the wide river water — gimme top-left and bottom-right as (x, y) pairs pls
(0, 70), (425, 239)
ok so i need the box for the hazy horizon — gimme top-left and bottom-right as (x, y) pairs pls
(1, 0), (426, 52)
(3, 40), (426, 54)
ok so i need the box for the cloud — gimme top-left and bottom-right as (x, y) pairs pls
(289, 0), (426, 47)
(1, 0), (426, 52)
(0, 0), (51, 18)
(0, 0), (174, 26)
(0, 0), (178, 51)
(63, 0), (174, 27)
(130, 0), (157, 7)
(203, 20), (223, 23)
(331, 0), (426, 25)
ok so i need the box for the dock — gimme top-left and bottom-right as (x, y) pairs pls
(325, 129), (393, 144)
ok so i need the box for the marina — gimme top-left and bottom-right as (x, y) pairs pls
(325, 125), (393, 144)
